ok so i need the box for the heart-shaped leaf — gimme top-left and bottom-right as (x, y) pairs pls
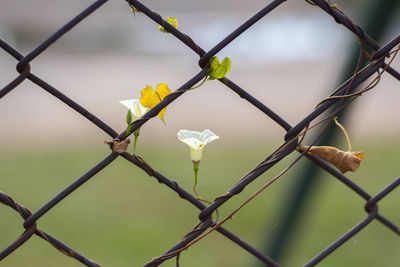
(207, 56), (232, 80)
(158, 16), (178, 33)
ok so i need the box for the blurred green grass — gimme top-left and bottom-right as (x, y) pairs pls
(0, 138), (399, 267)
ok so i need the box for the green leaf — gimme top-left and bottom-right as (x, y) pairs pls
(207, 56), (232, 80)
(158, 16), (179, 33)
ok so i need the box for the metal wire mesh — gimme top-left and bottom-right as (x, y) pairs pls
(1, 0), (399, 266)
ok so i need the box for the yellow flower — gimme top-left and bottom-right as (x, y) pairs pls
(140, 83), (171, 124)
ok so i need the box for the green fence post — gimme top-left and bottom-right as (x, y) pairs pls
(262, 0), (399, 264)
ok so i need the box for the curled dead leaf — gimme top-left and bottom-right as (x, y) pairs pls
(104, 138), (130, 154)
(298, 145), (364, 174)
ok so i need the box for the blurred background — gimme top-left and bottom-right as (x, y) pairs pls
(1, 0), (399, 266)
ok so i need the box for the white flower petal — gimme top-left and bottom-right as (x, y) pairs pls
(199, 129), (220, 145)
(177, 130), (201, 150)
(119, 99), (149, 120)
(178, 130), (201, 140)
(119, 99), (135, 111)
(181, 137), (202, 150)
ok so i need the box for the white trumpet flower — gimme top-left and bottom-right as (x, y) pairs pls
(177, 129), (219, 162)
(177, 129), (219, 201)
(119, 99), (149, 153)
(119, 99), (149, 121)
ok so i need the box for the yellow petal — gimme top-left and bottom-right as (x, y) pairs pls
(139, 84), (171, 124)
(155, 83), (171, 101)
(158, 107), (167, 124)
(140, 85), (159, 108)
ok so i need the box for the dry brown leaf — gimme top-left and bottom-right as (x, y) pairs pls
(104, 138), (130, 154)
(298, 145), (364, 174)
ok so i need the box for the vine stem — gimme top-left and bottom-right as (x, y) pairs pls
(192, 162), (212, 204)
(133, 128), (140, 153)
(333, 118), (352, 152)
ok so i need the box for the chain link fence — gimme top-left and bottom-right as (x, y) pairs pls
(1, 0), (399, 266)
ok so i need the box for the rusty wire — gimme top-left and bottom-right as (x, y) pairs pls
(1, 0), (400, 266)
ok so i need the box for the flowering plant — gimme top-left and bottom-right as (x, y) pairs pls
(177, 129), (219, 200)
